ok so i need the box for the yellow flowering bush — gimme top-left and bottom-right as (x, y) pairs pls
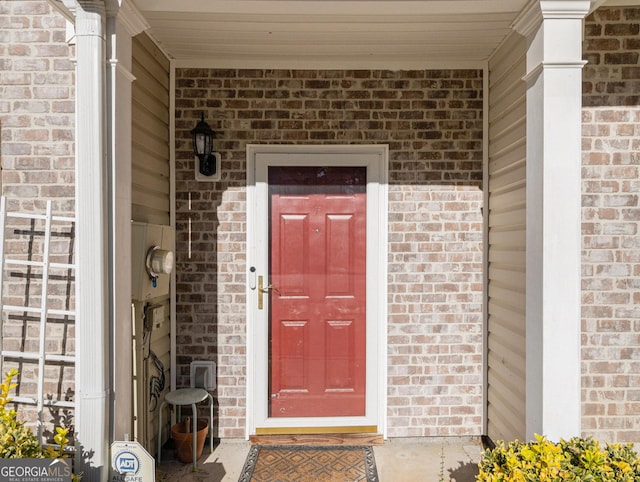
(477, 433), (640, 482)
(0, 368), (77, 477)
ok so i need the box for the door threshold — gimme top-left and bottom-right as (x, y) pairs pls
(255, 425), (377, 436)
(250, 431), (383, 446)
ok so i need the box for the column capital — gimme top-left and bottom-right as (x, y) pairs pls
(512, 0), (591, 38)
(74, 1), (106, 38)
(540, 0), (591, 18)
(76, 0), (107, 14)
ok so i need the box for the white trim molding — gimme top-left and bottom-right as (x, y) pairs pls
(106, 7), (137, 443)
(116, 0), (150, 37)
(173, 58), (487, 72)
(512, 0), (545, 38)
(245, 144), (388, 438)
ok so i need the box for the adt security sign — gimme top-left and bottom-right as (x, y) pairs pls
(110, 440), (155, 482)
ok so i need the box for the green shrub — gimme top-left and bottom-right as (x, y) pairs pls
(477, 433), (640, 481)
(0, 368), (77, 478)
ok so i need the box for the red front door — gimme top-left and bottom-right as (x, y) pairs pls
(268, 166), (366, 417)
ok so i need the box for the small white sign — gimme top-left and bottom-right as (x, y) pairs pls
(110, 440), (155, 482)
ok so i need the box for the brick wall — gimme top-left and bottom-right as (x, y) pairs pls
(0, 0), (75, 213)
(0, 0), (75, 439)
(582, 7), (640, 443)
(174, 69), (484, 438)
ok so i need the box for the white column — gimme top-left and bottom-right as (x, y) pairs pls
(74, 1), (109, 480)
(106, 0), (148, 442)
(514, 0), (589, 441)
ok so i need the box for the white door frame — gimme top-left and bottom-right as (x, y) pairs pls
(246, 144), (388, 438)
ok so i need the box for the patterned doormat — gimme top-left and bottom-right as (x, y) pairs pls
(238, 445), (379, 482)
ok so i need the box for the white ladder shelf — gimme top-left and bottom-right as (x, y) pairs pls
(0, 196), (76, 441)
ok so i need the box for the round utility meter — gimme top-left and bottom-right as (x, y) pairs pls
(145, 246), (174, 279)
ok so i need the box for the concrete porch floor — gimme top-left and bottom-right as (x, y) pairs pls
(156, 436), (483, 481)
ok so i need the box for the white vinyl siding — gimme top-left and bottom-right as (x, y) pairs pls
(487, 32), (527, 443)
(131, 32), (171, 455)
(132, 32), (171, 225)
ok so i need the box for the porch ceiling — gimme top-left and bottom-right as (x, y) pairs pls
(131, 0), (531, 67)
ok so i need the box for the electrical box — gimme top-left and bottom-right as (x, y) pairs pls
(131, 222), (174, 301)
(190, 361), (217, 391)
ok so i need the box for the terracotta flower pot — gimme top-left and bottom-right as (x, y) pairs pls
(171, 419), (208, 464)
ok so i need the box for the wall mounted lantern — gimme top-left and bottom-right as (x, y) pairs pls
(191, 113), (221, 181)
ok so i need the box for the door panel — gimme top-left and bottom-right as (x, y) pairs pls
(269, 166), (366, 418)
(278, 214), (309, 296)
(325, 320), (356, 389)
(279, 320), (309, 390)
(326, 214), (357, 295)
